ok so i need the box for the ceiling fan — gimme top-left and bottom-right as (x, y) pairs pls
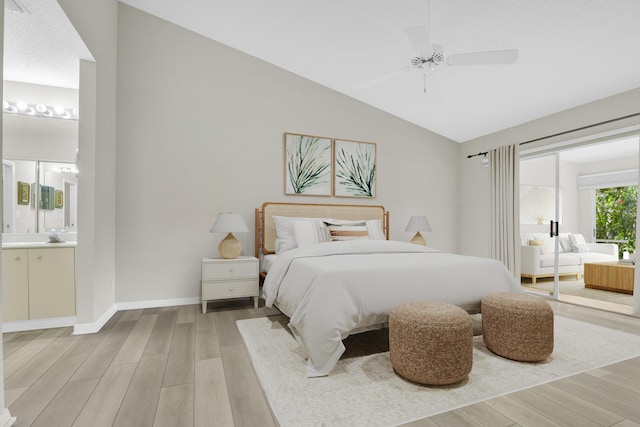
(358, 25), (519, 93)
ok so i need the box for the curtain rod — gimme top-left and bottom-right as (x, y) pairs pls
(519, 112), (640, 146)
(466, 151), (488, 159)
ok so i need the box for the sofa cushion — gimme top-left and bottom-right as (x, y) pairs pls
(539, 253), (581, 267)
(569, 233), (589, 252)
(530, 237), (556, 254)
(558, 234), (572, 253)
(579, 252), (617, 264)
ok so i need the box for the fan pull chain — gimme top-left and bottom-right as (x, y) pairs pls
(423, 73), (427, 94)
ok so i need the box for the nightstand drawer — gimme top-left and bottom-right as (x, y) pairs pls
(202, 279), (258, 300)
(202, 261), (258, 280)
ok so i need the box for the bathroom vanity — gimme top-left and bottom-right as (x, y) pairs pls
(2, 239), (76, 322)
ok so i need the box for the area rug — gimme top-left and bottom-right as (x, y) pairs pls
(237, 315), (640, 427)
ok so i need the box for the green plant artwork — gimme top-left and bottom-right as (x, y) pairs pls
(334, 139), (376, 197)
(285, 133), (332, 195)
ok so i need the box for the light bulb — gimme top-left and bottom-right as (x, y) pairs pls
(54, 105), (66, 115)
(17, 101), (28, 111)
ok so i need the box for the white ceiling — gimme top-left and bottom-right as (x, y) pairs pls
(3, 0), (92, 89)
(3, 0), (640, 143)
(116, 0), (640, 142)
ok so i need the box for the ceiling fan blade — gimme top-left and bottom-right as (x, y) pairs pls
(447, 49), (519, 66)
(355, 67), (413, 90)
(404, 26), (433, 57)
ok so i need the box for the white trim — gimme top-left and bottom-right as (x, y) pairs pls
(2, 316), (76, 333)
(521, 125), (640, 157)
(577, 169), (638, 189)
(115, 296), (200, 312)
(5, 297), (203, 334)
(0, 408), (16, 427)
(73, 296), (201, 335)
(73, 304), (118, 335)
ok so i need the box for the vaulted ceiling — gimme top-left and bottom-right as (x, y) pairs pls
(4, 0), (640, 143)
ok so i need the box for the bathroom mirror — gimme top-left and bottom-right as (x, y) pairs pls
(2, 159), (78, 233)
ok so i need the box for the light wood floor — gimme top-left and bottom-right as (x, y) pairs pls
(3, 299), (640, 427)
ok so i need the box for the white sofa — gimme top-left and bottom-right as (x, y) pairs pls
(521, 232), (618, 283)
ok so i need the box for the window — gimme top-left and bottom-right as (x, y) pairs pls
(595, 185), (637, 256)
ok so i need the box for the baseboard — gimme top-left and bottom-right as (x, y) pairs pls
(2, 316), (77, 333)
(73, 304), (118, 335)
(73, 296), (201, 335)
(4, 297), (203, 335)
(116, 296), (201, 311)
(0, 408), (16, 427)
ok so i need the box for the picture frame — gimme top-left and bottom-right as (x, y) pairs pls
(39, 185), (55, 210)
(333, 139), (377, 198)
(55, 190), (64, 209)
(520, 185), (562, 225)
(284, 133), (332, 196)
(17, 181), (30, 205)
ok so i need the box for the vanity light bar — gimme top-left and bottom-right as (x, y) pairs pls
(2, 100), (79, 121)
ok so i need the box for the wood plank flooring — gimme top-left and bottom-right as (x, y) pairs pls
(3, 298), (640, 426)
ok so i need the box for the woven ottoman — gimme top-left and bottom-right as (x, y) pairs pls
(389, 301), (473, 385)
(481, 292), (554, 362)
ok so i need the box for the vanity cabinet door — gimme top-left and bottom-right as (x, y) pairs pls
(28, 248), (76, 319)
(2, 249), (29, 321)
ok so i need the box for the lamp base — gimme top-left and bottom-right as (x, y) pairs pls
(218, 232), (241, 259)
(410, 231), (427, 246)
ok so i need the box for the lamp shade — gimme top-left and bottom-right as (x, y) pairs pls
(210, 213), (249, 234)
(210, 213), (249, 259)
(405, 215), (431, 246)
(405, 216), (432, 232)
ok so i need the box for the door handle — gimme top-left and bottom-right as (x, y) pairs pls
(549, 220), (559, 237)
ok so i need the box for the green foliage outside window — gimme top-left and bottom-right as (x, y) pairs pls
(595, 185), (637, 257)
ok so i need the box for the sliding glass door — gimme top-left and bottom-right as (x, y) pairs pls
(520, 153), (561, 299)
(521, 134), (639, 316)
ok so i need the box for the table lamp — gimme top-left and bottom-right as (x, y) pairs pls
(210, 212), (249, 259)
(405, 215), (432, 246)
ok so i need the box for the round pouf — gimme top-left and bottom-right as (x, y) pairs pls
(482, 292), (554, 362)
(389, 301), (473, 385)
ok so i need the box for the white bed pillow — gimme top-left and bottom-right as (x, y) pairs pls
(292, 220), (331, 248)
(366, 220), (386, 240)
(273, 216), (328, 254)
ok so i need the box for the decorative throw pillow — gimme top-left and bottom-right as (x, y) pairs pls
(324, 220), (369, 241)
(292, 220), (331, 248)
(529, 239), (549, 254)
(569, 233), (589, 253)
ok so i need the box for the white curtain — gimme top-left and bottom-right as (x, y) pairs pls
(489, 144), (520, 277)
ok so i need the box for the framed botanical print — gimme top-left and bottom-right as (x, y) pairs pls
(18, 181), (30, 205)
(333, 139), (376, 198)
(284, 133), (332, 196)
(55, 190), (64, 209)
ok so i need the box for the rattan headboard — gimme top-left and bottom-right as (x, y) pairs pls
(255, 202), (389, 256)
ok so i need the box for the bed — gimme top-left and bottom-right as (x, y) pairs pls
(255, 202), (523, 377)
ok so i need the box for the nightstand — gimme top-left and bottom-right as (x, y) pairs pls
(201, 256), (259, 313)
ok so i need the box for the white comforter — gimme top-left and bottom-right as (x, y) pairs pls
(263, 240), (522, 377)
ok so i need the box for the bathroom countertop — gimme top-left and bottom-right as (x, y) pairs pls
(2, 241), (77, 249)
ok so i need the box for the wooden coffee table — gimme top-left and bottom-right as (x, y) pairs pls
(583, 261), (635, 294)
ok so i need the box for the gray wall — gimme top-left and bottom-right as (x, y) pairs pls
(115, 5), (460, 303)
(458, 87), (640, 257)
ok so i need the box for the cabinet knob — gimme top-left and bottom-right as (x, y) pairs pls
(229, 287), (233, 292)
(35, 255), (42, 260)
(229, 267), (234, 272)
(13, 256), (20, 261)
